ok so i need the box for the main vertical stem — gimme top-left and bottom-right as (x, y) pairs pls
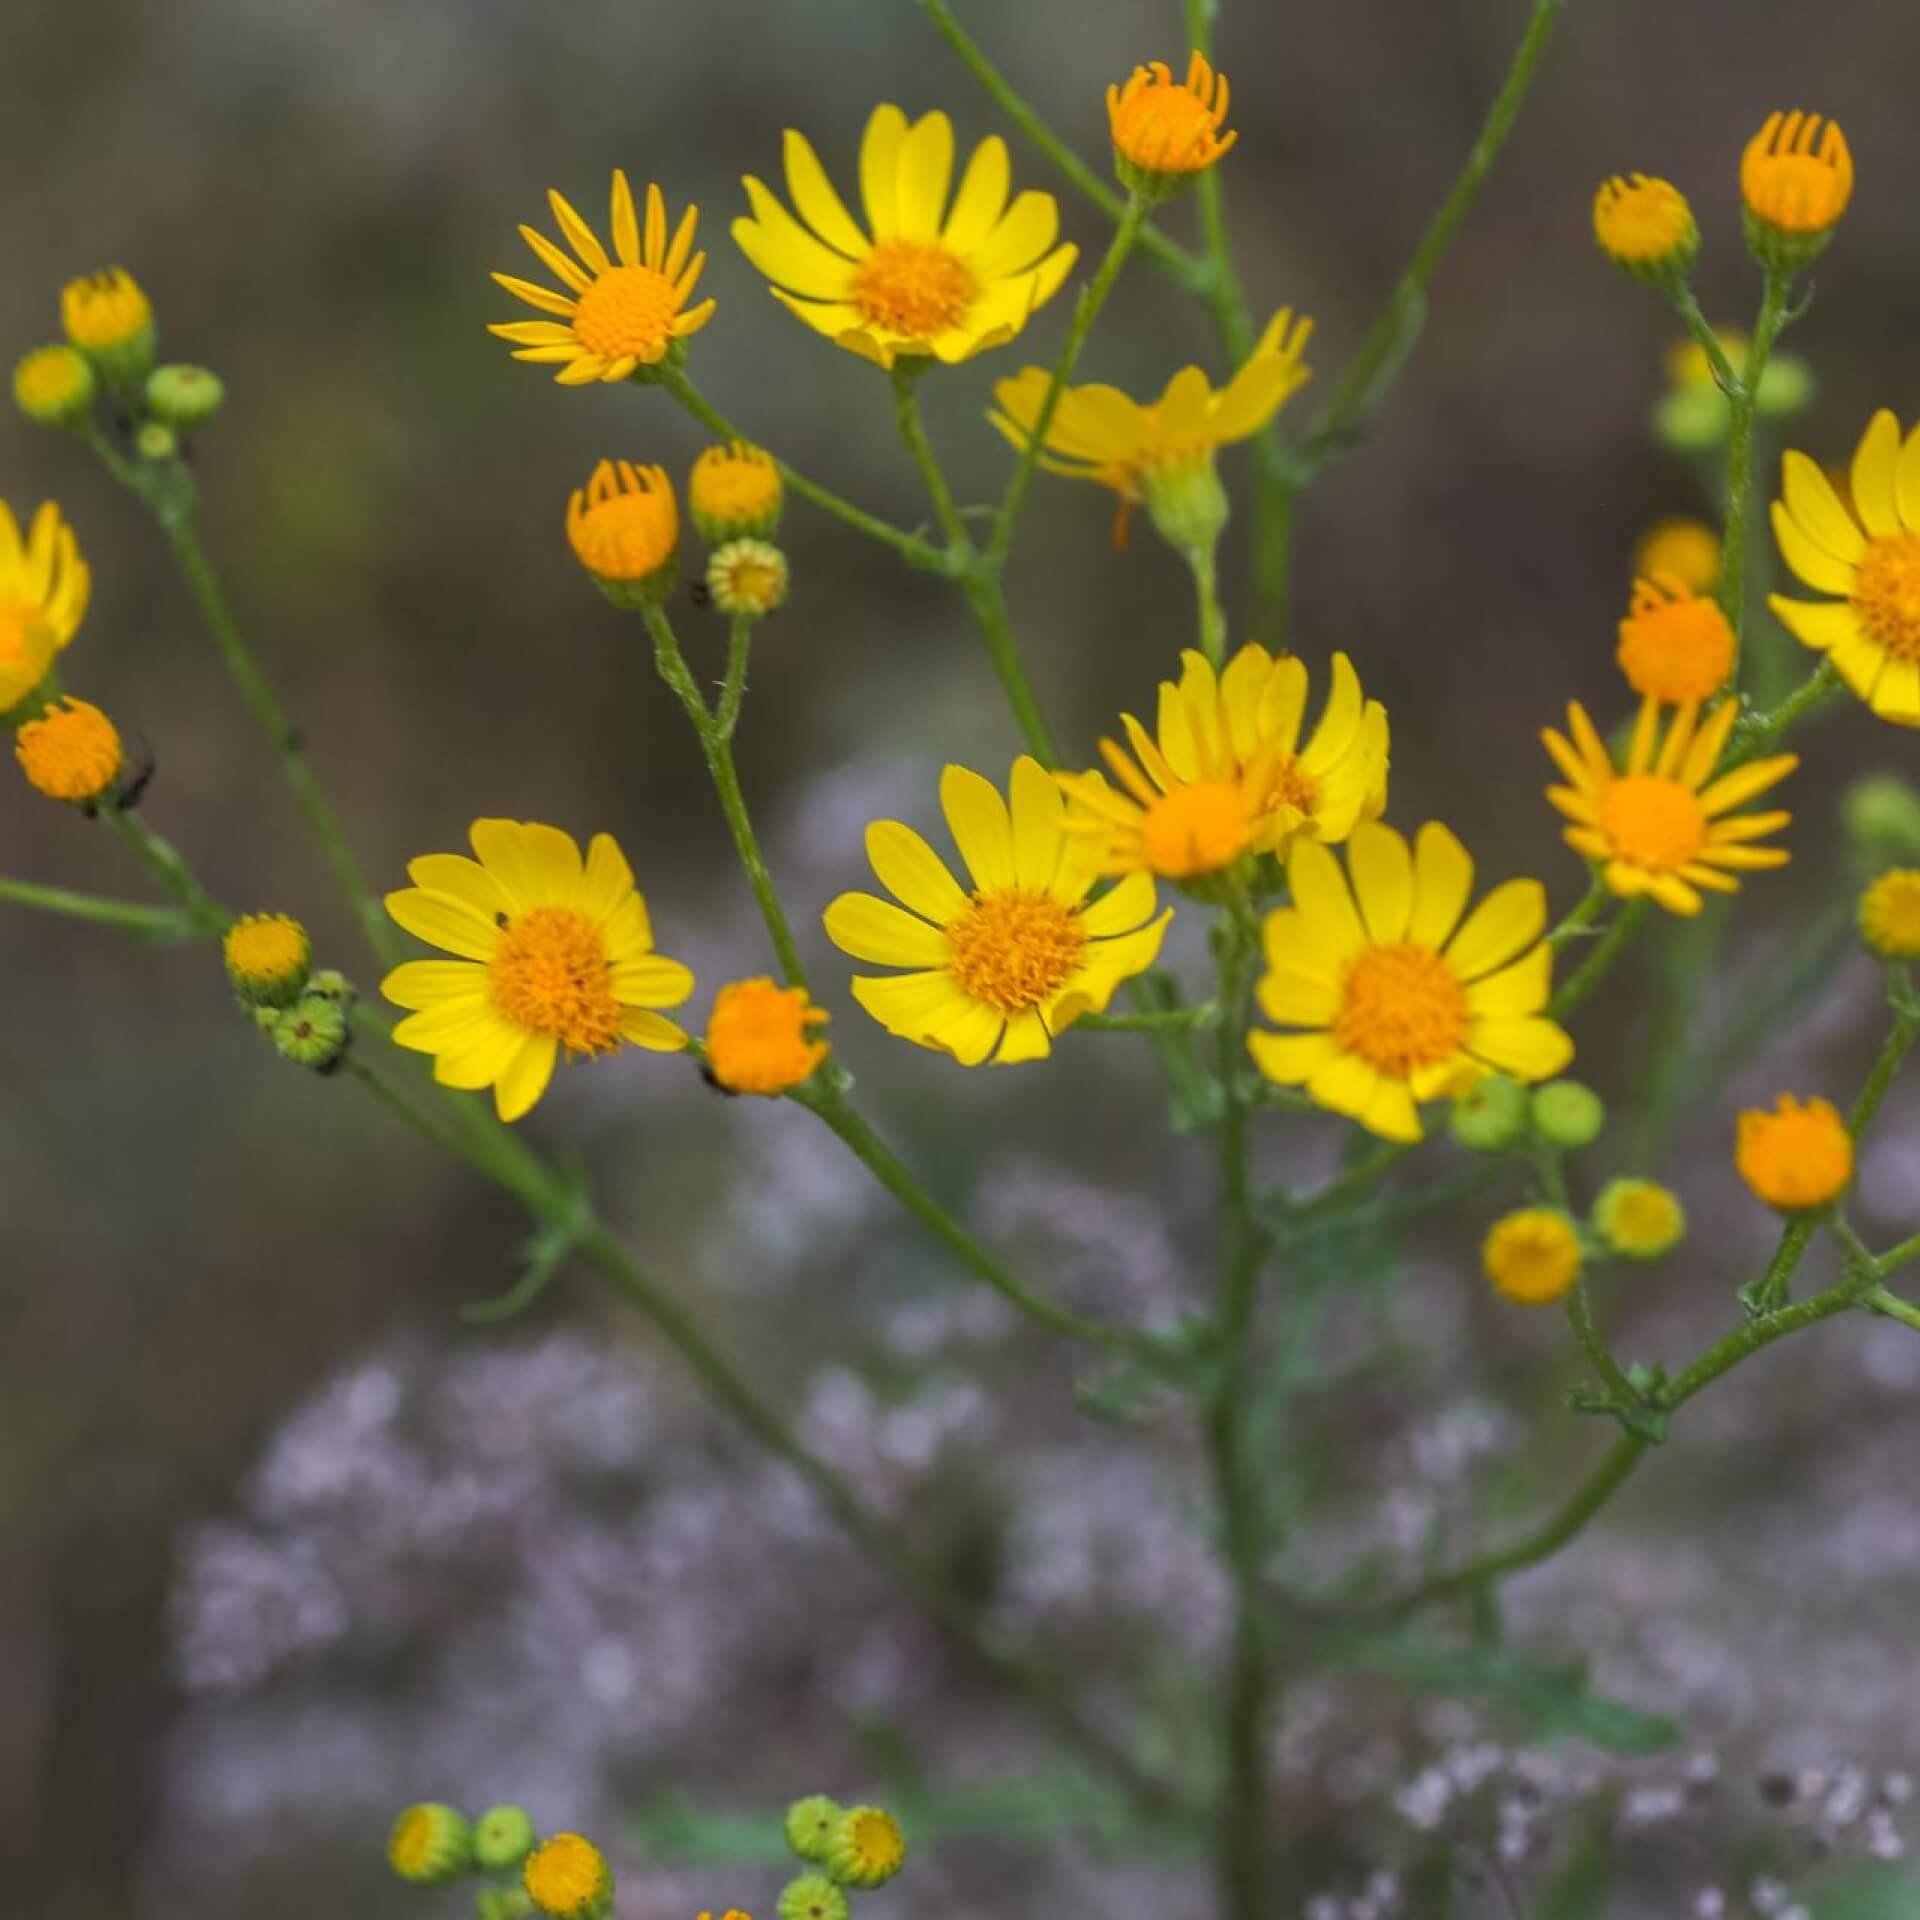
(1205, 902), (1273, 1920)
(1719, 270), (1792, 672)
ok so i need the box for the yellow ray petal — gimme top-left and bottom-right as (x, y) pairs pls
(823, 891), (950, 967)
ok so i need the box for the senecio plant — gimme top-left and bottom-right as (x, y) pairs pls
(6, 2), (1920, 1912)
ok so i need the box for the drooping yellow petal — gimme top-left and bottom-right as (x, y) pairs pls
(495, 1032), (560, 1122)
(1771, 499), (1859, 596)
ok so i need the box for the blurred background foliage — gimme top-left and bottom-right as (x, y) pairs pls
(3, 1), (1919, 1916)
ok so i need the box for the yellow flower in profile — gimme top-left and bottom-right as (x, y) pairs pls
(989, 309), (1311, 547)
(1736, 1095), (1852, 1212)
(490, 172), (715, 384)
(14, 695), (122, 804)
(1056, 645), (1388, 882)
(1591, 174), (1697, 279)
(1107, 53), (1237, 183)
(732, 107), (1078, 370)
(1483, 1208), (1582, 1305)
(383, 820), (693, 1122)
(1769, 411), (1920, 726)
(823, 758), (1171, 1065)
(0, 499), (89, 711)
(1860, 869), (1920, 960)
(1543, 697), (1796, 915)
(1633, 516), (1719, 593)
(1741, 110), (1852, 237)
(566, 461), (679, 606)
(705, 977), (829, 1095)
(1248, 822), (1573, 1143)
(1616, 575), (1736, 704)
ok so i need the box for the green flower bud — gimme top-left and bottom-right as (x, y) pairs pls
(472, 1805), (539, 1871)
(1449, 1073), (1529, 1153)
(13, 345), (96, 427)
(1530, 1079), (1606, 1149)
(388, 1802), (473, 1884)
(1844, 773), (1920, 860)
(826, 1806), (906, 1889)
(1753, 351), (1814, 418)
(146, 363), (225, 428)
(135, 421), (178, 462)
(777, 1874), (851, 1920)
(1141, 455), (1229, 556)
(272, 993), (351, 1073)
(303, 967), (358, 1007)
(783, 1796), (844, 1865)
(1592, 1178), (1687, 1260)
(707, 539), (789, 618)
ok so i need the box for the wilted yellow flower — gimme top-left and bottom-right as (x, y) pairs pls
(1633, 517), (1719, 593)
(1736, 1095), (1852, 1212)
(1860, 869), (1920, 960)
(1741, 110), (1852, 237)
(705, 978), (829, 1095)
(1769, 411), (1920, 726)
(0, 499), (90, 711)
(824, 758), (1171, 1065)
(1591, 173), (1697, 280)
(732, 107), (1077, 370)
(1056, 645), (1387, 881)
(14, 695), (122, 804)
(1616, 575), (1735, 704)
(1107, 52), (1237, 186)
(383, 820), (692, 1121)
(490, 172), (714, 384)
(1543, 697), (1795, 916)
(567, 461), (679, 605)
(1249, 822), (1573, 1142)
(990, 309), (1311, 548)
(1483, 1208), (1583, 1305)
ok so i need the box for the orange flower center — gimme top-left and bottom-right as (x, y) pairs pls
(488, 907), (623, 1055)
(849, 240), (978, 340)
(1334, 943), (1468, 1078)
(945, 887), (1086, 1016)
(1139, 781), (1252, 877)
(1256, 755), (1319, 820)
(705, 977), (829, 1095)
(1852, 533), (1920, 663)
(1600, 774), (1706, 870)
(1617, 581), (1736, 703)
(571, 264), (681, 358)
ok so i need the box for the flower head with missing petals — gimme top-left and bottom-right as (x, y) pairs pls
(1741, 110), (1851, 269)
(491, 172), (714, 384)
(824, 758), (1170, 1066)
(1108, 53), (1236, 197)
(990, 309), (1310, 550)
(567, 461), (679, 606)
(1616, 574), (1736, 704)
(732, 107), (1077, 370)
(0, 499), (89, 712)
(1769, 410), (1920, 727)
(1056, 644), (1387, 884)
(1736, 1095), (1852, 1212)
(14, 695), (122, 805)
(705, 977), (829, 1095)
(1543, 696), (1796, 915)
(1592, 174), (1697, 283)
(1249, 821), (1572, 1142)
(383, 820), (692, 1121)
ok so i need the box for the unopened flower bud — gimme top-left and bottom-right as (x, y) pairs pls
(1531, 1079), (1606, 1149)
(1449, 1073), (1529, 1152)
(272, 993), (351, 1073)
(388, 1802), (473, 1884)
(146, 363), (225, 428)
(777, 1874), (850, 1920)
(783, 1797), (843, 1865)
(473, 1804), (539, 1871)
(224, 913), (311, 1008)
(13, 345), (95, 427)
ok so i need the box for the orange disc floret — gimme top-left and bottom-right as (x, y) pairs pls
(14, 695), (122, 803)
(1735, 1094), (1852, 1211)
(566, 460), (678, 603)
(1741, 110), (1852, 236)
(1108, 52), (1237, 181)
(705, 977), (829, 1095)
(1616, 575), (1736, 703)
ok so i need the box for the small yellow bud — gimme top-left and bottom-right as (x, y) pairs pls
(61, 267), (156, 387)
(707, 539), (789, 619)
(1592, 1179), (1686, 1260)
(14, 696), (123, 806)
(689, 441), (783, 542)
(567, 460), (678, 608)
(523, 1833), (613, 1919)
(1592, 173), (1699, 284)
(1735, 1095), (1852, 1212)
(1483, 1208), (1582, 1306)
(1741, 110), (1852, 272)
(1859, 870), (1920, 962)
(1108, 52), (1237, 200)
(705, 977), (828, 1094)
(387, 1802), (472, 1884)
(13, 344), (95, 427)
(224, 913), (312, 1008)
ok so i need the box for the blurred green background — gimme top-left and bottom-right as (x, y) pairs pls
(4, 2), (1920, 1916)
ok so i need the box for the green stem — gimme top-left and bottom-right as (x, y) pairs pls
(641, 604), (808, 990)
(1566, 1276), (1642, 1412)
(1875, 1234), (1920, 1280)
(990, 195), (1149, 568)
(890, 364), (969, 551)
(1727, 659), (1843, 765)
(659, 367), (947, 573)
(0, 871), (209, 940)
(1717, 270), (1794, 671)
(912, 0), (1206, 288)
(1203, 903), (1275, 1920)
(1867, 1286), (1920, 1331)
(1849, 999), (1918, 1140)
(1662, 1270), (1873, 1408)
(1386, 1432), (1649, 1617)
(715, 617), (754, 742)
(1188, 542), (1227, 667)
(104, 804), (231, 925)
(958, 569), (1058, 765)
(1546, 875), (1609, 948)
(794, 1085), (1159, 1358)
(1549, 900), (1649, 1020)
(1076, 1004), (1218, 1033)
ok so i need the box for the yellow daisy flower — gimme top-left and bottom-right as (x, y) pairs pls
(1768, 410), (1920, 726)
(382, 819), (693, 1122)
(989, 308), (1312, 547)
(1543, 697), (1796, 916)
(732, 106), (1078, 370)
(0, 499), (89, 711)
(823, 758), (1172, 1065)
(1249, 822), (1573, 1142)
(489, 171), (715, 385)
(1057, 644), (1388, 881)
